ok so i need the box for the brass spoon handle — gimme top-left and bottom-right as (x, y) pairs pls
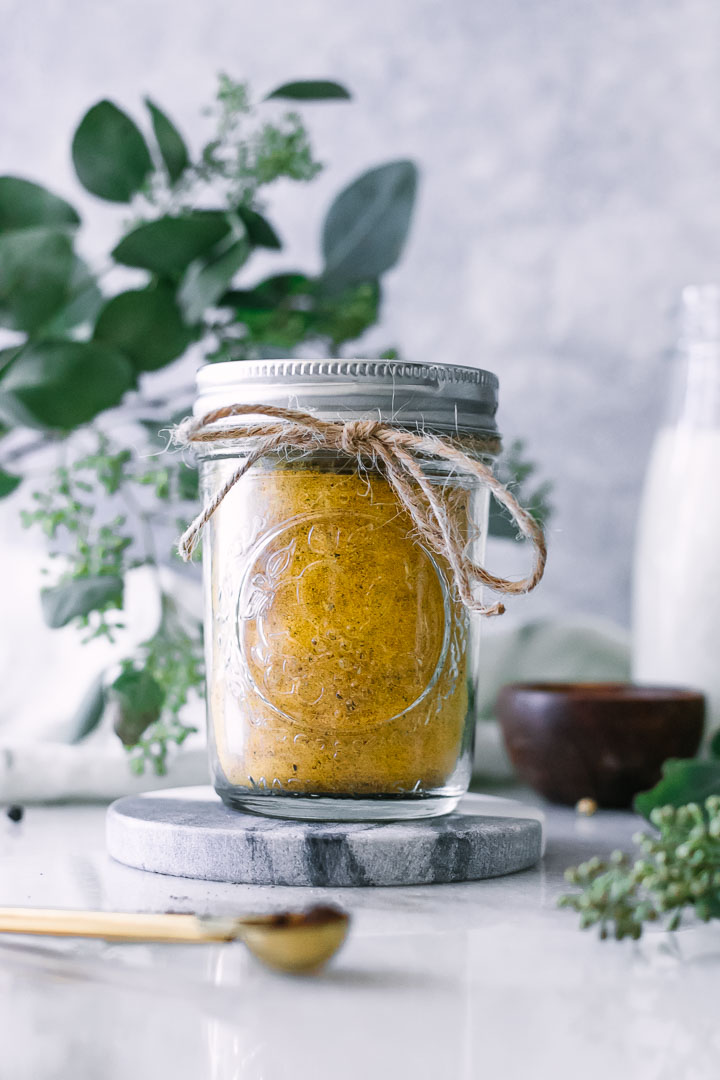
(0, 907), (239, 944)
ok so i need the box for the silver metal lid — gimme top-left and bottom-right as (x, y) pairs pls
(194, 358), (499, 435)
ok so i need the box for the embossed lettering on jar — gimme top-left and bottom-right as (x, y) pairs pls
(195, 359), (502, 821)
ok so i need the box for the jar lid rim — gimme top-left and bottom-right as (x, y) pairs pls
(197, 357), (498, 388)
(195, 358), (499, 435)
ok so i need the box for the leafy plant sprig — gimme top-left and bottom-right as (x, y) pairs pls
(559, 797), (720, 940)
(20, 437), (135, 640)
(21, 429), (203, 770)
(111, 594), (204, 775)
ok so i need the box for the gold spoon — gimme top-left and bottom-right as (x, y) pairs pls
(0, 904), (349, 974)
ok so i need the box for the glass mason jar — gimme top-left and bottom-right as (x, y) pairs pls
(194, 359), (501, 820)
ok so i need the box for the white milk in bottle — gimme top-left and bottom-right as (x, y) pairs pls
(633, 285), (720, 736)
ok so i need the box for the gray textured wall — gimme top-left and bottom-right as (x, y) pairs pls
(3, 0), (719, 626)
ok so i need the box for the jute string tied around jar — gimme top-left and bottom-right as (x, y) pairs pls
(173, 403), (547, 618)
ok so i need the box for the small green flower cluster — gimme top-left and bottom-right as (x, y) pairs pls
(559, 796), (720, 940)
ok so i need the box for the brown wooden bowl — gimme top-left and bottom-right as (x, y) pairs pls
(496, 682), (705, 808)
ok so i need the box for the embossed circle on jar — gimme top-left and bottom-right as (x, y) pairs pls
(236, 510), (451, 733)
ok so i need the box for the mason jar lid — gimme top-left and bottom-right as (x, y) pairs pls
(194, 358), (499, 435)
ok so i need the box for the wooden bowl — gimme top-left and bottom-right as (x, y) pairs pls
(496, 683), (705, 808)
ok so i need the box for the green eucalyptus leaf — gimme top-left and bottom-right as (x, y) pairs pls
(634, 759), (720, 820)
(112, 213), (230, 275)
(144, 98), (189, 184)
(72, 100), (153, 203)
(178, 239), (250, 323)
(0, 467), (21, 498)
(236, 206), (281, 250)
(321, 160), (418, 292)
(0, 340), (134, 430)
(264, 80), (351, 102)
(41, 575), (124, 629)
(70, 673), (107, 743)
(42, 255), (103, 334)
(110, 666), (164, 747)
(94, 286), (193, 372)
(0, 177), (80, 232)
(0, 227), (74, 332)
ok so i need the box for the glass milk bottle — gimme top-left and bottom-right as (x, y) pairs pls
(633, 285), (720, 735)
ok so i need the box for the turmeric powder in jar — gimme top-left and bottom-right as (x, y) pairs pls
(195, 359), (501, 820)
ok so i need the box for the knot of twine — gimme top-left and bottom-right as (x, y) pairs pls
(173, 403), (547, 618)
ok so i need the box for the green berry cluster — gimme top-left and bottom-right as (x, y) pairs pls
(559, 796), (720, 940)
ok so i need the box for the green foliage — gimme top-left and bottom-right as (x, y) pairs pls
(69, 673), (107, 743)
(20, 430), (203, 771)
(221, 274), (381, 356)
(236, 205), (281, 249)
(488, 438), (553, 540)
(120, 596), (204, 773)
(0, 177), (80, 231)
(559, 797), (720, 940)
(110, 664), (165, 746)
(20, 439), (134, 638)
(144, 98), (189, 185)
(321, 160), (418, 292)
(192, 76), (323, 207)
(41, 575), (124, 628)
(634, 758), (720, 820)
(44, 255), (103, 334)
(253, 116), (323, 188)
(178, 239), (250, 323)
(265, 80), (351, 102)
(0, 341), (134, 429)
(0, 466), (20, 497)
(0, 227), (74, 332)
(127, 714), (196, 776)
(93, 287), (193, 372)
(112, 213), (231, 275)
(72, 100), (153, 202)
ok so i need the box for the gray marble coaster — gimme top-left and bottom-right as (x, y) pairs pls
(106, 787), (544, 887)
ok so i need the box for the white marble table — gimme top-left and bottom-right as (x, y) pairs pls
(1, 788), (719, 1080)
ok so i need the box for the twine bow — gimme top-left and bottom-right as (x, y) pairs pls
(173, 403), (547, 617)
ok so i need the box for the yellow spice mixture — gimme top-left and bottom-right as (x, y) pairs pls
(207, 464), (469, 796)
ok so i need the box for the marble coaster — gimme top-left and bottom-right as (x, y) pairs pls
(106, 787), (544, 887)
